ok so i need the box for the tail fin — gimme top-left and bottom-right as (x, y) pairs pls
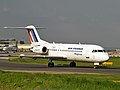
(4, 25), (49, 45)
(26, 25), (41, 43)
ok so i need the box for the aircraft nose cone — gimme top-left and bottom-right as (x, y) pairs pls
(103, 55), (109, 61)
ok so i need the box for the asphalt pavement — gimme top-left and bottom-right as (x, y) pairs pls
(0, 58), (120, 74)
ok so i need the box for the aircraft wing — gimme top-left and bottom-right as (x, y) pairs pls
(19, 54), (67, 60)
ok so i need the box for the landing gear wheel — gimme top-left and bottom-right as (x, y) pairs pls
(48, 62), (54, 67)
(70, 61), (76, 67)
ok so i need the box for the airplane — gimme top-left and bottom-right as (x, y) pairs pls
(4, 25), (109, 69)
(0, 41), (18, 53)
(0, 45), (17, 53)
(2, 45), (17, 53)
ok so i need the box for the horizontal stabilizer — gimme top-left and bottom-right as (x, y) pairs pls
(4, 26), (46, 29)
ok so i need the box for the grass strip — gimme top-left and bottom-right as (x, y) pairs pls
(0, 71), (120, 90)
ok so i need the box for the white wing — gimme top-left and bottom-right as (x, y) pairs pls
(19, 54), (67, 60)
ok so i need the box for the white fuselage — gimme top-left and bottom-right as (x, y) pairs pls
(32, 43), (109, 63)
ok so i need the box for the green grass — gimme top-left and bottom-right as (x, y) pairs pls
(0, 71), (120, 90)
(108, 57), (120, 68)
(8, 58), (94, 66)
(9, 57), (120, 68)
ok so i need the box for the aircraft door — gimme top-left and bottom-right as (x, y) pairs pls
(85, 49), (94, 61)
(85, 49), (90, 59)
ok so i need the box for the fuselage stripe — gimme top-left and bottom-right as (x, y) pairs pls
(27, 30), (33, 42)
(31, 30), (39, 42)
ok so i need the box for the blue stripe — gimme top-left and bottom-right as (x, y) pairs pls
(31, 30), (38, 42)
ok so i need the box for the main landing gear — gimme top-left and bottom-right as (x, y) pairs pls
(70, 61), (76, 67)
(48, 60), (54, 67)
(48, 60), (77, 67)
(48, 61), (99, 69)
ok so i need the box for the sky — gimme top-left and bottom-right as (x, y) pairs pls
(0, 0), (120, 48)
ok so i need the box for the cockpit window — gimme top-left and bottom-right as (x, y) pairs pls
(103, 50), (106, 52)
(92, 50), (106, 53)
(92, 50), (97, 52)
(98, 50), (103, 52)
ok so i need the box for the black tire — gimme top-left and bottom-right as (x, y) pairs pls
(94, 66), (98, 69)
(70, 61), (76, 67)
(48, 63), (51, 67)
(48, 62), (54, 67)
(51, 62), (54, 67)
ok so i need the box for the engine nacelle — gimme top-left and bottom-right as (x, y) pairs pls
(32, 46), (48, 55)
(41, 46), (48, 55)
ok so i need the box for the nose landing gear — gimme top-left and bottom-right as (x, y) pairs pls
(94, 63), (100, 69)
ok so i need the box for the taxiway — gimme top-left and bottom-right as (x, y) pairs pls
(0, 58), (120, 74)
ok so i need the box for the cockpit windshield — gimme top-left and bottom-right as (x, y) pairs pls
(92, 50), (106, 53)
